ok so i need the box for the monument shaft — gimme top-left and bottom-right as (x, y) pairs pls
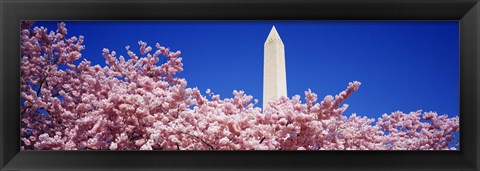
(263, 26), (287, 110)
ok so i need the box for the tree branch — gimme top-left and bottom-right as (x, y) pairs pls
(182, 132), (215, 150)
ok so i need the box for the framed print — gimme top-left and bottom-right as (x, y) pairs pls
(1, 0), (479, 170)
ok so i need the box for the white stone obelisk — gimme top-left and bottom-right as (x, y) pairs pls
(263, 26), (287, 110)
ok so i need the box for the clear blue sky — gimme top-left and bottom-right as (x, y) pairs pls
(31, 21), (459, 120)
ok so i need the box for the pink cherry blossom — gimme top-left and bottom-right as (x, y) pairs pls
(20, 22), (459, 150)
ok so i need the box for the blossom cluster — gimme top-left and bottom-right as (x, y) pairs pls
(20, 22), (459, 150)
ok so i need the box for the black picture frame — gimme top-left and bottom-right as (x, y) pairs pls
(1, 0), (479, 170)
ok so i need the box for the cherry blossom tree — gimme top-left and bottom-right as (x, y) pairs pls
(20, 22), (459, 150)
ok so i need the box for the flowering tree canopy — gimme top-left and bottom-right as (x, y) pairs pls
(20, 22), (459, 150)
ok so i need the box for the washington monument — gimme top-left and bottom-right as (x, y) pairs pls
(263, 26), (287, 110)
